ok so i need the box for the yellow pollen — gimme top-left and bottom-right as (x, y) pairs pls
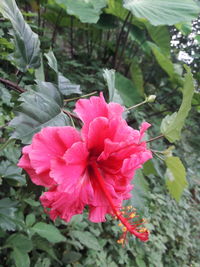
(118, 223), (123, 227)
(117, 239), (124, 244)
(129, 212), (136, 218)
(122, 227), (127, 232)
(138, 227), (147, 233)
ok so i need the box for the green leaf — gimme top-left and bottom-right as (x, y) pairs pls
(148, 42), (176, 80)
(33, 236), (61, 263)
(25, 214), (36, 227)
(123, 0), (200, 26)
(165, 156), (188, 201)
(9, 82), (70, 144)
(0, 160), (26, 185)
(115, 72), (141, 106)
(106, 0), (128, 20)
(6, 233), (33, 252)
(11, 248), (30, 267)
(161, 66), (194, 142)
(55, 0), (107, 23)
(130, 60), (144, 95)
(145, 24), (170, 56)
(0, 198), (18, 231)
(70, 230), (101, 250)
(103, 69), (123, 104)
(32, 222), (66, 243)
(0, 84), (13, 107)
(0, 0), (40, 71)
(45, 50), (81, 96)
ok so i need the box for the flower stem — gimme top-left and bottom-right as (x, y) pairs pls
(126, 99), (148, 111)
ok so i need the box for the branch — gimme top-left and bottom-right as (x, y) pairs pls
(0, 77), (25, 93)
(147, 134), (164, 143)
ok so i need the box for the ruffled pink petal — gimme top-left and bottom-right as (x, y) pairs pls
(29, 127), (81, 174)
(50, 142), (89, 187)
(139, 122), (151, 142)
(87, 117), (110, 154)
(40, 191), (85, 222)
(74, 93), (108, 126)
(40, 170), (94, 222)
(18, 145), (54, 187)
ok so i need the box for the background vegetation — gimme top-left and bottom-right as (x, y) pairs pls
(0, 0), (200, 266)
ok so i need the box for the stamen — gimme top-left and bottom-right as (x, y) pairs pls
(91, 162), (150, 244)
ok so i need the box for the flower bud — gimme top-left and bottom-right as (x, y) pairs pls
(147, 95), (156, 103)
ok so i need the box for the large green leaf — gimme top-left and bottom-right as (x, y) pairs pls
(161, 67), (194, 143)
(115, 72), (141, 106)
(0, 0), (40, 71)
(103, 69), (123, 104)
(55, 0), (107, 23)
(9, 82), (70, 144)
(45, 50), (81, 96)
(106, 0), (128, 20)
(123, 0), (200, 26)
(165, 156), (188, 201)
(148, 42), (176, 80)
(145, 24), (170, 56)
(32, 222), (66, 243)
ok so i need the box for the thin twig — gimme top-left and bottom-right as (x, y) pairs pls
(152, 150), (165, 161)
(147, 134), (164, 143)
(64, 91), (97, 103)
(0, 78), (25, 93)
(62, 109), (81, 121)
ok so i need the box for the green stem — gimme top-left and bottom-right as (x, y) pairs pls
(64, 91), (97, 103)
(126, 99), (148, 111)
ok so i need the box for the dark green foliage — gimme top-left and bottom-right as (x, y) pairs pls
(0, 0), (200, 266)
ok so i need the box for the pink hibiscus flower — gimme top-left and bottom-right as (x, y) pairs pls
(18, 93), (152, 243)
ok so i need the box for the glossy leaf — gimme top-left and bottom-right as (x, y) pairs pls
(123, 0), (200, 26)
(9, 82), (70, 144)
(32, 222), (66, 243)
(0, 0), (40, 71)
(55, 0), (107, 23)
(115, 72), (141, 106)
(165, 156), (188, 201)
(103, 69), (123, 104)
(161, 66), (194, 142)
